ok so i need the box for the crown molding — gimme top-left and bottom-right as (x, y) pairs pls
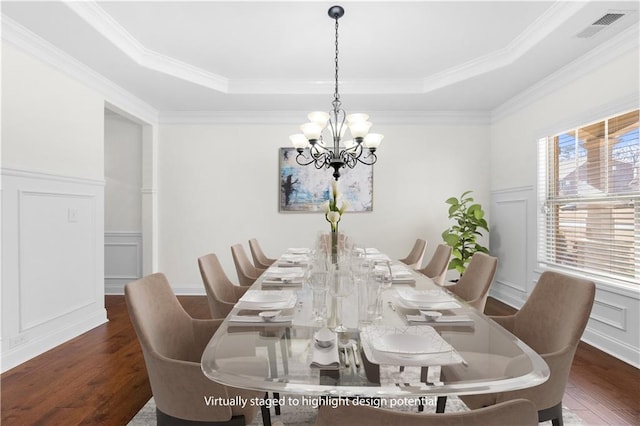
(158, 110), (491, 125)
(1, 14), (159, 124)
(65, 1), (229, 93)
(423, 1), (587, 93)
(492, 24), (640, 123)
(65, 1), (586, 97)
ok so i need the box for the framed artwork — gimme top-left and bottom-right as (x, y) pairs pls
(279, 147), (373, 212)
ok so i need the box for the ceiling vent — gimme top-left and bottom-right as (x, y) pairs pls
(576, 12), (626, 38)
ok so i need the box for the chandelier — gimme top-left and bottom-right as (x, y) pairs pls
(289, 5), (383, 181)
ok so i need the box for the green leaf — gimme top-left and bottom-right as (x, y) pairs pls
(443, 233), (459, 246)
(445, 197), (458, 205)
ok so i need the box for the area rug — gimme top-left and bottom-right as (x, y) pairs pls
(129, 395), (586, 425)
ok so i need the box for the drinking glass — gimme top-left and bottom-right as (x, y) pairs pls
(329, 266), (355, 332)
(372, 261), (393, 320)
(308, 269), (328, 322)
(358, 268), (380, 326)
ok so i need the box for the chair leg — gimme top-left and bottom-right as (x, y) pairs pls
(436, 396), (447, 413)
(261, 394), (272, 426)
(538, 402), (563, 426)
(273, 392), (281, 416)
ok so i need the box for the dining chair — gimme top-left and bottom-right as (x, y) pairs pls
(446, 252), (497, 312)
(315, 398), (538, 426)
(124, 272), (270, 426)
(231, 243), (266, 286)
(205, 251), (288, 415)
(198, 253), (250, 319)
(249, 238), (277, 269)
(418, 243), (452, 285)
(398, 238), (427, 269)
(440, 271), (596, 426)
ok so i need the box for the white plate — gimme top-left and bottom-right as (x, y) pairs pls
(368, 328), (450, 355)
(236, 290), (297, 310)
(397, 288), (455, 303)
(360, 325), (464, 367)
(287, 247), (311, 254)
(392, 295), (461, 311)
(239, 290), (294, 303)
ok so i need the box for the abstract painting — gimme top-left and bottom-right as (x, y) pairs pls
(279, 148), (373, 212)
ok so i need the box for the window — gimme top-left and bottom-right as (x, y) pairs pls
(538, 110), (639, 284)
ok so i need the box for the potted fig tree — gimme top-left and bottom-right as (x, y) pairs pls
(441, 190), (489, 277)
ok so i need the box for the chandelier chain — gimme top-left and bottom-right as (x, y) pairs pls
(333, 16), (340, 108)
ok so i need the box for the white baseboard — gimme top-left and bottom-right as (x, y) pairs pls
(1, 309), (107, 373)
(582, 328), (640, 369)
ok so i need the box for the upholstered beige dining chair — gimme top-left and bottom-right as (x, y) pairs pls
(440, 271), (596, 426)
(125, 273), (269, 425)
(315, 398), (537, 426)
(446, 252), (497, 312)
(198, 253), (250, 319)
(231, 243), (266, 286)
(418, 243), (452, 285)
(249, 238), (277, 269)
(398, 238), (427, 269)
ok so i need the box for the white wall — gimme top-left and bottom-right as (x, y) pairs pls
(104, 111), (143, 293)
(158, 121), (491, 291)
(1, 42), (107, 372)
(104, 111), (142, 231)
(2, 44), (104, 180)
(488, 45), (640, 366)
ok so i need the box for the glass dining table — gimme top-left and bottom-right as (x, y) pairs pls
(201, 252), (549, 401)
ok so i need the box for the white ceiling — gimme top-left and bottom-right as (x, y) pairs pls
(2, 1), (639, 113)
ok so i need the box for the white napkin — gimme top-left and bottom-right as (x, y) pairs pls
(406, 314), (473, 326)
(310, 336), (340, 369)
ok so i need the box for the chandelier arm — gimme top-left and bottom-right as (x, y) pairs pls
(310, 141), (331, 157)
(343, 152), (358, 169)
(295, 151), (318, 166)
(346, 142), (364, 159)
(355, 151), (378, 166)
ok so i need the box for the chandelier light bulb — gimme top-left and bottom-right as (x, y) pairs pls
(364, 133), (384, 149)
(348, 121), (372, 139)
(290, 134), (309, 149)
(300, 122), (323, 141)
(308, 111), (330, 128)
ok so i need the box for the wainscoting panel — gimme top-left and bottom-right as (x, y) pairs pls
(19, 190), (97, 330)
(489, 186), (536, 307)
(1, 168), (107, 372)
(491, 185), (639, 367)
(105, 232), (142, 294)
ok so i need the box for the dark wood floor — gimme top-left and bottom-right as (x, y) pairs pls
(1, 296), (638, 425)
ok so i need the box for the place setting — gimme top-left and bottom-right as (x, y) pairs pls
(228, 290), (297, 326)
(277, 253), (311, 267)
(392, 288), (462, 311)
(262, 267), (306, 287)
(359, 325), (465, 367)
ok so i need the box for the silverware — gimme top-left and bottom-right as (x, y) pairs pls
(352, 342), (361, 368)
(343, 347), (350, 367)
(388, 301), (396, 311)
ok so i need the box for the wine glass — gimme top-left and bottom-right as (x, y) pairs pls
(329, 265), (355, 332)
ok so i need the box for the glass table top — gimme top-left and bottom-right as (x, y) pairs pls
(201, 259), (549, 397)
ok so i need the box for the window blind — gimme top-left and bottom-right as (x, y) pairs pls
(538, 110), (640, 284)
